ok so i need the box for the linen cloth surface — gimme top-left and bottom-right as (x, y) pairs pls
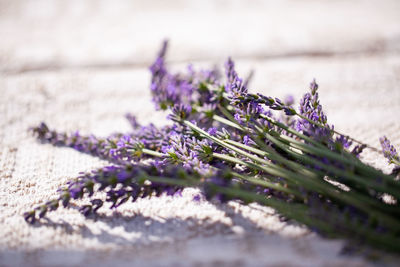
(1, 1), (400, 266)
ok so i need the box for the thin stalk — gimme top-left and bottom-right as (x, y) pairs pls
(295, 112), (380, 152)
(141, 146), (301, 197)
(211, 185), (339, 235)
(142, 148), (166, 158)
(391, 159), (400, 166)
(141, 142), (399, 217)
(213, 115), (243, 130)
(140, 146), (298, 198)
(183, 120), (272, 167)
(249, 119), (400, 212)
(259, 114), (326, 149)
(213, 113), (375, 195)
(277, 133), (400, 190)
(181, 116), (400, 230)
(237, 110), (395, 186)
(183, 118), (364, 201)
(230, 171), (303, 198)
(145, 175), (198, 187)
(218, 104), (239, 124)
(224, 139), (317, 178)
(211, 152), (313, 189)
(211, 184), (309, 214)
(183, 120), (342, 195)
(269, 133), (400, 198)
(263, 132), (400, 213)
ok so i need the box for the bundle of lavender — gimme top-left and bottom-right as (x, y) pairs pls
(24, 42), (400, 253)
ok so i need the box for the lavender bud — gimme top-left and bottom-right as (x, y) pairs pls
(38, 205), (47, 219)
(380, 136), (400, 164)
(79, 205), (92, 217)
(61, 192), (70, 208)
(91, 199), (103, 213)
(170, 104), (192, 121)
(125, 113), (140, 129)
(24, 211), (36, 224)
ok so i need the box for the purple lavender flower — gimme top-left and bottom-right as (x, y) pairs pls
(135, 123), (171, 151)
(24, 163), (190, 223)
(380, 136), (400, 164)
(68, 183), (84, 199)
(149, 41), (179, 110)
(230, 77), (247, 99)
(31, 123), (108, 159)
(335, 135), (352, 150)
(207, 127), (217, 136)
(234, 113), (244, 125)
(149, 40), (168, 78)
(296, 79), (333, 143)
(165, 133), (214, 176)
(171, 104), (192, 121)
(149, 42), (220, 111)
(23, 211), (36, 224)
(235, 100), (260, 119)
(243, 135), (256, 146)
(284, 95), (295, 106)
(31, 122), (174, 164)
(193, 193), (203, 202)
(125, 113), (140, 129)
(224, 57), (237, 91)
(107, 189), (129, 208)
(223, 57), (249, 103)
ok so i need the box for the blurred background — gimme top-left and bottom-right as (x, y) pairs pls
(1, 0), (400, 71)
(1, 0), (400, 266)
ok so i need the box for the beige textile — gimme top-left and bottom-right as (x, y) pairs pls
(1, 0), (400, 266)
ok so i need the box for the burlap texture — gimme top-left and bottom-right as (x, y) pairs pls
(1, 1), (400, 266)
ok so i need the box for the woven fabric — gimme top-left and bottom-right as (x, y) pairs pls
(1, 1), (400, 266)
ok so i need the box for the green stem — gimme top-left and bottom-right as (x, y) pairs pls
(391, 159), (400, 167)
(184, 119), (369, 205)
(211, 152), (336, 200)
(183, 120), (271, 167)
(277, 133), (400, 190)
(213, 113), (374, 196)
(211, 151), (400, 232)
(209, 106), (400, 198)
(141, 141), (400, 219)
(145, 175), (198, 187)
(224, 138), (317, 178)
(212, 184), (308, 214)
(214, 185), (400, 252)
(259, 114), (326, 149)
(263, 132), (400, 213)
(230, 171), (303, 198)
(295, 112), (380, 152)
(183, 120), (340, 197)
(142, 148), (166, 158)
(218, 104), (239, 123)
(213, 114), (243, 130)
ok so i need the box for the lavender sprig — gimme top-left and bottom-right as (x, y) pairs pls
(24, 163), (195, 223)
(380, 136), (400, 165)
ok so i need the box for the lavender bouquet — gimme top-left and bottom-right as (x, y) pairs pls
(24, 42), (400, 253)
